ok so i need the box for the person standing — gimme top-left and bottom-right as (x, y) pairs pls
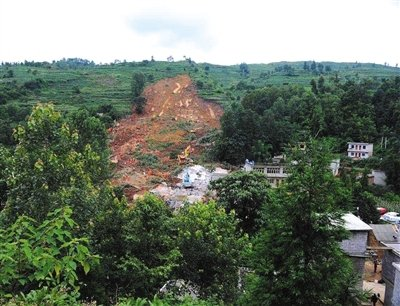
(374, 257), (378, 273)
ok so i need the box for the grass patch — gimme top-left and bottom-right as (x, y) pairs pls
(176, 120), (193, 131)
(133, 150), (160, 168)
(147, 139), (174, 151)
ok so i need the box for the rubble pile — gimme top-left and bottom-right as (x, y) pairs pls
(151, 165), (229, 209)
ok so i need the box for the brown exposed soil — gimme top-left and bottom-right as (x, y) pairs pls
(109, 75), (223, 200)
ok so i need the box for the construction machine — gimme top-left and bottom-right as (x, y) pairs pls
(177, 145), (193, 164)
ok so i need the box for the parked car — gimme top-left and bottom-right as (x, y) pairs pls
(381, 212), (400, 223)
(377, 207), (388, 215)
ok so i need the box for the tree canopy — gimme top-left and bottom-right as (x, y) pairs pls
(210, 170), (271, 235)
(245, 141), (358, 306)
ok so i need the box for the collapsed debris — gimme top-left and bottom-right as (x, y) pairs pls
(151, 165), (229, 209)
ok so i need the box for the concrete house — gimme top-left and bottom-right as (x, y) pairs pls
(373, 223), (400, 306)
(367, 224), (400, 305)
(244, 157), (340, 188)
(381, 243), (400, 306)
(347, 142), (373, 159)
(370, 170), (387, 186)
(340, 213), (372, 288)
(369, 224), (399, 259)
(243, 159), (288, 188)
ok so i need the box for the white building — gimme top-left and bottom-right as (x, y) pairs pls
(244, 159), (288, 188)
(347, 142), (373, 159)
(244, 157), (339, 188)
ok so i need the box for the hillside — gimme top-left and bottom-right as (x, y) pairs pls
(1, 59), (399, 192)
(1, 60), (399, 114)
(2, 60), (400, 304)
(109, 74), (222, 199)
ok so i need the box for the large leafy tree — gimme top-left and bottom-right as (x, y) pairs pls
(0, 146), (10, 211)
(0, 104), (108, 232)
(210, 170), (271, 235)
(67, 108), (111, 183)
(79, 186), (127, 304)
(215, 103), (261, 164)
(120, 194), (180, 298)
(174, 201), (249, 302)
(0, 206), (99, 303)
(131, 72), (147, 114)
(86, 194), (179, 304)
(246, 141), (357, 306)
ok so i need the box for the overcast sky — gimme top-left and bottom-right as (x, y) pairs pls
(1, 0), (399, 65)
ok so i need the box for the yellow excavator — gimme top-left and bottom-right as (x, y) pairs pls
(177, 145), (193, 164)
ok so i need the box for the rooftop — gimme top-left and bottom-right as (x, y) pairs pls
(343, 213), (372, 231)
(347, 142), (372, 145)
(382, 243), (400, 256)
(370, 224), (400, 243)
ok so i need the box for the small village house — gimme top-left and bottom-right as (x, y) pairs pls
(347, 142), (373, 159)
(340, 213), (372, 288)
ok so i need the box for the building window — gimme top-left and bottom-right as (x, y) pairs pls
(351, 152), (355, 156)
(362, 145), (366, 149)
(362, 153), (366, 157)
(350, 144), (354, 149)
(266, 167), (280, 174)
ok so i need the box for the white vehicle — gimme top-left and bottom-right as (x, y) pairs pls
(381, 212), (400, 223)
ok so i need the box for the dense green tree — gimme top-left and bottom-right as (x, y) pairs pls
(133, 96), (147, 114)
(210, 171), (271, 235)
(131, 72), (147, 114)
(120, 194), (180, 298)
(241, 86), (283, 115)
(339, 80), (377, 141)
(239, 62), (250, 76)
(0, 104), (108, 231)
(246, 141), (358, 306)
(310, 79), (318, 94)
(86, 194), (179, 303)
(0, 206), (99, 303)
(251, 139), (272, 162)
(317, 75), (325, 93)
(320, 93), (343, 137)
(67, 108), (110, 183)
(318, 63), (324, 74)
(214, 103), (261, 164)
(354, 190), (380, 224)
(382, 152), (400, 194)
(373, 76), (400, 134)
(174, 201), (249, 302)
(80, 186), (127, 304)
(0, 146), (10, 210)
(310, 60), (317, 72)
(131, 72), (146, 98)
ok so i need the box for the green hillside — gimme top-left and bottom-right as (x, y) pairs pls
(1, 59), (399, 113)
(0, 58), (399, 146)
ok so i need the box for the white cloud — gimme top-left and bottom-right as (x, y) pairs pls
(0, 0), (399, 65)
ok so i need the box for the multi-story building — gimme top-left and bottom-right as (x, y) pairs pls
(244, 159), (288, 188)
(347, 142), (373, 159)
(244, 157), (340, 187)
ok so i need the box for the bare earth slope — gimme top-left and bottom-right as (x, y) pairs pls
(109, 74), (223, 200)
